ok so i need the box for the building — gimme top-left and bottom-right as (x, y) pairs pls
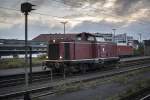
(94, 33), (113, 42)
(0, 39), (46, 46)
(0, 39), (47, 51)
(143, 40), (150, 56)
(114, 33), (133, 46)
(33, 33), (136, 46)
(32, 33), (77, 42)
(132, 40), (139, 49)
(0, 39), (25, 45)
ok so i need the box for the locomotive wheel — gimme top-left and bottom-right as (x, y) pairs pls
(80, 64), (88, 74)
(69, 65), (79, 73)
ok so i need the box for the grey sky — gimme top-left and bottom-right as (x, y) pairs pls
(0, 0), (150, 40)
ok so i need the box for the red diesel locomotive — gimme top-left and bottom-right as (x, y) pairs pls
(43, 32), (120, 72)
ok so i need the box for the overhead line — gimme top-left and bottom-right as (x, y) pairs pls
(0, 6), (85, 21)
(0, 6), (20, 12)
(0, 20), (13, 24)
(0, 5), (150, 25)
(32, 12), (65, 19)
(0, 1), (116, 20)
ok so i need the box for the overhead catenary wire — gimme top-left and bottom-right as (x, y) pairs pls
(13, 0), (22, 8)
(0, 4), (150, 26)
(0, 6), (92, 22)
(0, 0), (123, 20)
(27, 0), (117, 19)
(0, 20), (14, 24)
(0, 6), (20, 12)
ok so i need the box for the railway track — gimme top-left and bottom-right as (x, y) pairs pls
(120, 86), (150, 100)
(0, 71), (50, 88)
(140, 94), (150, 100)
(0, 58), (150, 99)
(0, 57), (150, 88)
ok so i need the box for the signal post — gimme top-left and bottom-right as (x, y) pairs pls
(21, 2), (35, 100)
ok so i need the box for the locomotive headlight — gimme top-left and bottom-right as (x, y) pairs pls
(59, 56), (63, 59)
(53, 39), (56, 43)
(102, 48), (105, 52)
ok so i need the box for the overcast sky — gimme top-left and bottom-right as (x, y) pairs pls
(0, 0), (150, 40)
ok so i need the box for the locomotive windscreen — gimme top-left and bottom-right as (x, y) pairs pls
(48, 44), (59, 60)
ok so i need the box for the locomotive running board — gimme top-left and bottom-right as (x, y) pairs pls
(44, 57), (120, 64)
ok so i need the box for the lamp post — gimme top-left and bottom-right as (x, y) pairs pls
(21, 2), (35, 100)
(139, 33), (142, 43)
(112, 28), (116, 42)
(60, 21), (68, 34)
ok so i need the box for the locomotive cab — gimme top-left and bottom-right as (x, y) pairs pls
(48, 39), (71, 60)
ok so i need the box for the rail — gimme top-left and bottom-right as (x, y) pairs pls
(0, 62), (150, 99)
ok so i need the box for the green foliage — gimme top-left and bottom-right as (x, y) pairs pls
(0, 58), (25, 69)
(107, 94), (121, 100)
(37, 54), (47, 60)
(133, 43), (144, 56)
(55, 83), (82, 95)
(0, 57), (45, 69)
(117, 79), (150, 99)
(113, 75), (129, 85)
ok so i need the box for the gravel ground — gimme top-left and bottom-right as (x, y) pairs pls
(36, 68), (150, 100)
(0, 66), (46, 76)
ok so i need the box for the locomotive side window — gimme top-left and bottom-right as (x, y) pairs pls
(96, 37), (105, 42)
(77, 37), (81, 40)
(76, 33), (95, 41)
(87, 36), (95, 41)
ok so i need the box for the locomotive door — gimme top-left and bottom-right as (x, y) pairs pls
(48, 44), (59, 60)
(64, 43), (70, 60)
(101, 45), (106, 57)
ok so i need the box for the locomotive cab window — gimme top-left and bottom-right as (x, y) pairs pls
(76, 32), (95, 41)
(77, 37), (81, 40)
(87, 36), (95, 41)
(96, 36), (105, 42)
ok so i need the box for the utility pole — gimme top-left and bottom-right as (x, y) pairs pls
(139, 33), (142, 43)
(21, 2), (35, 100)
(112, 28), (116, 42)
(124, 33), (127, 44)
(60, 21), (68, 34)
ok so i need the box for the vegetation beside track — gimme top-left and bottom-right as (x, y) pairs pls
(45, 66), (150, 98)
(107, 79), (150, 100)
(31, 66), (150, 100)
(0, 55), (47, 69)
(106, 68), (150, 100)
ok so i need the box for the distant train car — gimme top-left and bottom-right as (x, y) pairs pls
(43, 32), (119, 73)
(117, 45), (134, 57)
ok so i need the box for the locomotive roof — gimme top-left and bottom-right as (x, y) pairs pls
(76, 32), (95, 37)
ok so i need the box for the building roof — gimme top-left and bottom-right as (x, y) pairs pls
(32, 33), (77, 42)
